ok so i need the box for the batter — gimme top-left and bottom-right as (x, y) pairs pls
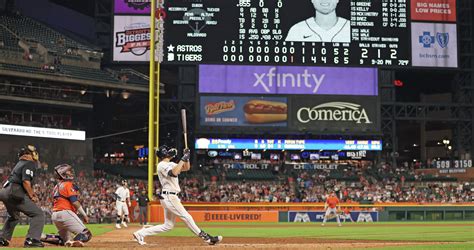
(133, 145), (222, 246)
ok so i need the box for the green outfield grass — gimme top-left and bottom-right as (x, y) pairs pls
(3, 222), (473, 249)
(161, 221), (474, 241)
(161, 221), (474, 249)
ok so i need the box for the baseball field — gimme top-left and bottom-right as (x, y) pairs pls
(3, 221), (474, 249)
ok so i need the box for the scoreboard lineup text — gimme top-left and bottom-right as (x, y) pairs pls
(113, 0), (457, 68)
(164, 0), (411, 66)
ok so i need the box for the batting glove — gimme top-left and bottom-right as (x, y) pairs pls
(181, 149), (191, 162)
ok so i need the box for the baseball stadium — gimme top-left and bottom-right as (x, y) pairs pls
(0, 0), (473, 249)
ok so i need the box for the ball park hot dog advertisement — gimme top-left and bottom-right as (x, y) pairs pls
(199, 96), (288, 127)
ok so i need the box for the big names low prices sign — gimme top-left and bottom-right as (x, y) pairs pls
(290, 95), (380, 133)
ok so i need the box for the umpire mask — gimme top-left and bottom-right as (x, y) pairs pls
(18, 145), (40, 162)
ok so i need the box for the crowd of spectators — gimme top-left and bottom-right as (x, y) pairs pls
(0, 156), (472, 224)
(0, 112), (73, 129)
(179, 177), (295, 202)
(0, 81), (91, 106)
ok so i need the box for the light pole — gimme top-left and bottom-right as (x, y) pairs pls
(442, 139), (450, 158)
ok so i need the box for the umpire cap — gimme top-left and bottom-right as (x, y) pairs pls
(156, 145), (177, 159)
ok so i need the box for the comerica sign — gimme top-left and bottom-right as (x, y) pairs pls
(290, 96), (380, 133)
(296, 102), (372, 124)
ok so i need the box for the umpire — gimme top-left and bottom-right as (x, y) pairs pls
(136, 190), (149, 226)
(0, 145), (45, 247)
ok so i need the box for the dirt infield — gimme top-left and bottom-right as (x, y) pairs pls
(7, 226), (457, 249)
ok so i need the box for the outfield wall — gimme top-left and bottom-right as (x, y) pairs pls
(144, 202), (474, 223)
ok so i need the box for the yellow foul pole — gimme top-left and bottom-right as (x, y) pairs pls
(148, 0), (158, 201)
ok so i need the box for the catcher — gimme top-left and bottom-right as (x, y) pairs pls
(42, 164), (92, 247)
(321, 192), (342, 226)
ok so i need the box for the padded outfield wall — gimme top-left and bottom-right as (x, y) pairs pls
(135, 202), (474, 223)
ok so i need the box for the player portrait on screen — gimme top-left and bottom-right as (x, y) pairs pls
(286, 0), (350, 43)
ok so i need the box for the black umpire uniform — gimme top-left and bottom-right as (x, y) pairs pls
(0, 145), (45, 247)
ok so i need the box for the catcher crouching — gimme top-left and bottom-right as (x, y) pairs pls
(41, 164), (92, 247)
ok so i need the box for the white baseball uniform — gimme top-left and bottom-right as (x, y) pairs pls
(137, 160), (202, 236)
(115, 186), (130, 216)
(286, 17), (350, 43)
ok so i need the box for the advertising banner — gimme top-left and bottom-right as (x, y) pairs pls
(199, 65), (378, 96)
(289, 211), (378, 222)
(221, 163), (271, 170)
(289, 95), (380, 133)
(113, 16), (162, 62)
(411, 22), (458, 68)
(0, 124), (85, 141)
(114, 0), (151, 14)
(411, 0), (456, 22)
(200, 96), (287, 127)
(188, 211), (279, 222)
(195, 138), (382, 151)
(286, 163), (343, 170)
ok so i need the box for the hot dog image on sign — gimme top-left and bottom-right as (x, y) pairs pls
(200, 96), (287, 127)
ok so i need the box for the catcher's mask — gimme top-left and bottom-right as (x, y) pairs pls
(156, 145), (177, 159)
(54, 164), (75, 180)
(18, 145), (39, 161)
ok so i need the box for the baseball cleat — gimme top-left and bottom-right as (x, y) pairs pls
(115, 224), (121, 229)
(133, 232), (146, 246)
(0, 237), (9, 246)
(338, 223), (342, 227)
(205, 235), (223, 245)
(65, 240), (84, 247)
(122, 221), (128, 228)
(24, 238), (45, 248)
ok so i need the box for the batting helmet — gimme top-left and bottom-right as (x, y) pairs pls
(18, 145), (39, 161)
(121, 179), (128, 186)
(156, 145), (177, 159)
(54, 164), (74, 180)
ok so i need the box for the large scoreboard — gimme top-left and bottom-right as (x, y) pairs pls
(160, 0), (457, 67)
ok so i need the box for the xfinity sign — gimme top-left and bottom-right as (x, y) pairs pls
(199, 65), (378, 96)
(290, 96), (380, 134)
(253, 67), (325, 93)
(297, 102), (372, 124)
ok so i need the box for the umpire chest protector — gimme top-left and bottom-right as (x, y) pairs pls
(8, 160), (36, 185)
(3, 160), (36, 201)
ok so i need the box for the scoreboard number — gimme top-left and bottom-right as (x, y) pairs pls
(164, 0), (411, 66)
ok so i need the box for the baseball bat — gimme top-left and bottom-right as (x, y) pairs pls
(181, 109), (188, 149)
